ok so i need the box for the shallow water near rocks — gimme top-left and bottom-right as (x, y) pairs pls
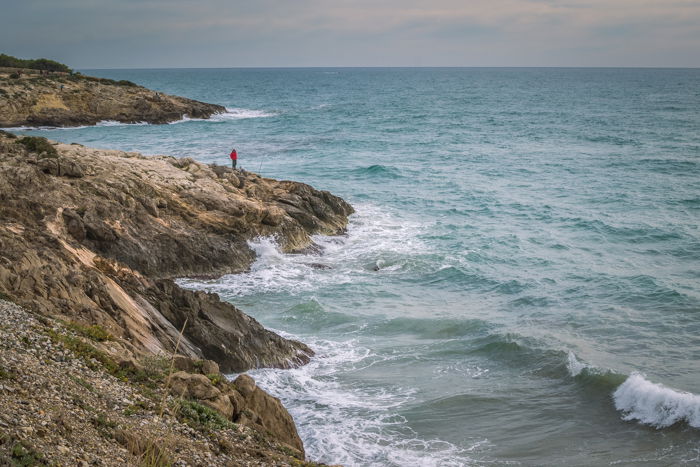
(21, 68), (700, 466)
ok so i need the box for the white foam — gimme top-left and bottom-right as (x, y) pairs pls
(96, 119), (149, 127)
(2, 119), (149, 131)
(566, 351), (589, 377)
(165, 108), (277, 125)
(218, 107), (278, 119)
(178, 203), (431, 297)
(613, 373), (700, 429)
(244, 335), (476, 466)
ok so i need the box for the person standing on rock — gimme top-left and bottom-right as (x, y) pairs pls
(230, 148), (238, 170)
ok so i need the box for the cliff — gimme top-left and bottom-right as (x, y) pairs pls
(0, 132), (353, 372)
(0, 70), (226, 127)
(0, 131), (353, 463)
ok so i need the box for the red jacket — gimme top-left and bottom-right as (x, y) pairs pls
(230, 150), (237, 160)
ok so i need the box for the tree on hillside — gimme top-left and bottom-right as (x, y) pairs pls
(0, 54), (71, 73)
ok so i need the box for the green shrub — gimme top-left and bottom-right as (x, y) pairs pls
(117, 80), (138, 87)
(176, 400), (236, 431)
(0, 366), (15, 380)
(17, 136), (58, 158)
(68, 374), (95, 392)
(206, 373), (223, 385)
(9, 72), (20, 79)
(0, 53), (71, 72)
(10, 441), (46, 466)
(46, 329), (120, 374)
(65, 321), (114, 342)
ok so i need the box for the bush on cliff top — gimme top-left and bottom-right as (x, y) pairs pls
(0, 53), (71, 73)
(17, 136), (57, 158)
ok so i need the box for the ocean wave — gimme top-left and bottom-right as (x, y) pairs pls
(352, 164), (403, 179)
(566, 352), (627, 391)
(279, 299), (359, 332)
(178, 203), (430, 297)
(216, 107), (279, 120)
(368, 316), (493, 340)
(96, 120), (149, 127)
(245, 335), (473, 467)
(567, 353), (700, 429)
(613, 373), (700, 429)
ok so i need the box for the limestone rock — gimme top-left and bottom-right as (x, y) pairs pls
(0, 72), (226, 128)
(37, 156), (84, 177)
(0, 133), (352, 371)
(234, 374), (304, 455)
(233, 374), (256, 398)
(201, 394), (234, 420)
(168, 371), (220, 400)
(201, 359), (219, 375)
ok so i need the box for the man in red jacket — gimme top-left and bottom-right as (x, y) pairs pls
(230, 148), (237, 169)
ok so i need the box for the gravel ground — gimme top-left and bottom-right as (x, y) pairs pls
(0, 299), (318, 466)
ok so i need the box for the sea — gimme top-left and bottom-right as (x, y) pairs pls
(15, 68), (700, 466)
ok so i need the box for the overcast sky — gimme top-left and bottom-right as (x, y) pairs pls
(2, 0), (699, 68)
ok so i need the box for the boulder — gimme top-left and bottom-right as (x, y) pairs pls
(172, 355), (196, 373)
(233, 374), (256, 398)
(201, 359), (219, 376)
(201, 394), (234, 419)
(168, 371), (219, 400)
(234, 374), (304, 455)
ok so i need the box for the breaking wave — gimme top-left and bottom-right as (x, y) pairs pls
(245, 335), (477, 467)
(613, 373), (700, 429)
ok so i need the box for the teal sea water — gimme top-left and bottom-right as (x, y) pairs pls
(17, 68), (700, 465)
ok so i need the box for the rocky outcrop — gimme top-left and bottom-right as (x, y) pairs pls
(232, 374), (304, 454)
(167, 363), (305, 456)
(0, 71), (226, 127)
(0, 300), (313, 465)
(0, 133), (354, 372)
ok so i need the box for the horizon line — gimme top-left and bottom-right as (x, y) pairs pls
(79, 65), (700, 71)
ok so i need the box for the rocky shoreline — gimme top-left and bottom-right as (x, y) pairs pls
(0, 131), (354, 465)
(0, 299), (311, 465)
(0, 69), (226, 127)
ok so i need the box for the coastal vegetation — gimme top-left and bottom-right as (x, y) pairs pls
(0, 53), (71, 72)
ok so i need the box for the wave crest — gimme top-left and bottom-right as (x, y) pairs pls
(613, 373), (700, 429)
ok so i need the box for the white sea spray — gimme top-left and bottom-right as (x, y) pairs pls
(613, 373), (700, 428)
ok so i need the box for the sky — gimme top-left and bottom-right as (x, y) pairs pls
(2, 0), (699, 68)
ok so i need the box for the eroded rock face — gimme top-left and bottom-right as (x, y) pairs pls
(166, 361), (305, 457)
(0, 134), (353, 371)
(0, 72), (226, 128)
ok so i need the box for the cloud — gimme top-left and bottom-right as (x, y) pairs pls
(1, 0), (698, 67)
